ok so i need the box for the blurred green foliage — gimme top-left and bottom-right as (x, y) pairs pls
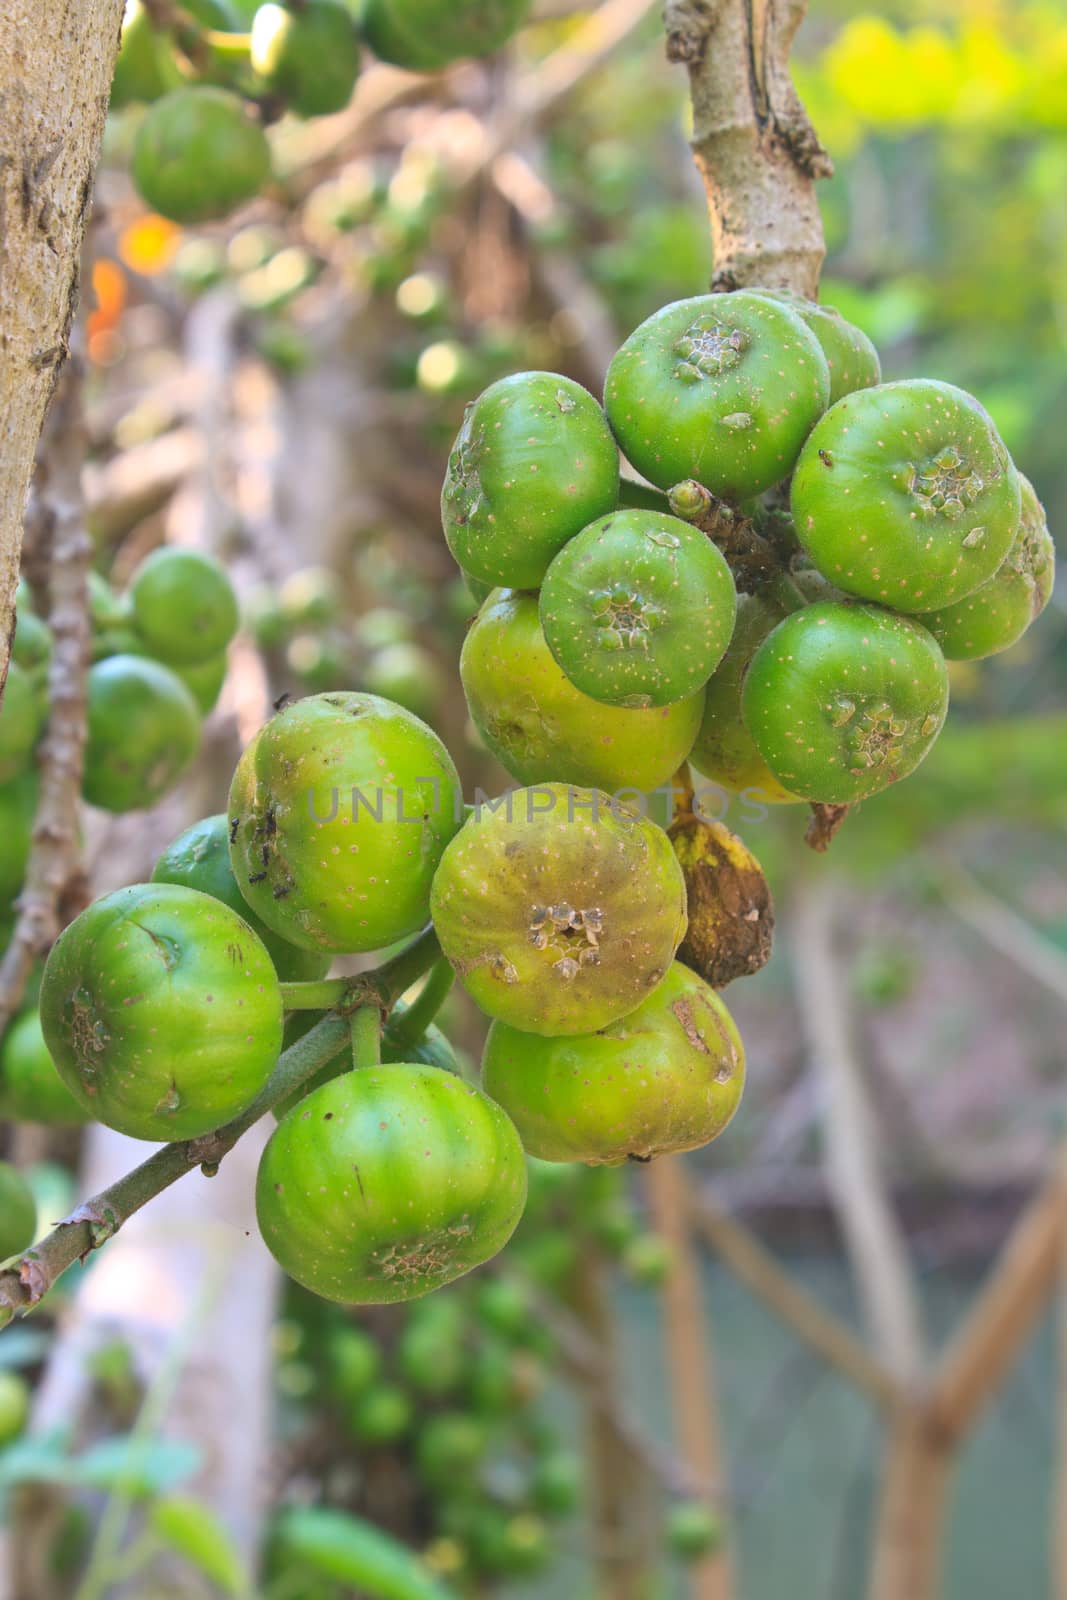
(795, 2), (1067, 589)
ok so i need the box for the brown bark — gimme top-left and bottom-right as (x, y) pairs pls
(663, 0), (831, 295)
(0, 0), (123, 693)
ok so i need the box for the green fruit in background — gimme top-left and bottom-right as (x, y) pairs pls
(513, 1230), (578, 1289)
(430, 783), (688, 1036)
(469, 1510), (550, 1578)
(741, 601), (950, 804)
(539, 509), (736, 708)
(0, 1372), (30, 1447)
(152, 813), (330, 982)
(39, 883), (284, 1141)
(666, 1501), (722, 1562)
(349, 1383), (414, 1445)
(0, 660), (44, 781)
(228, 693), (462, 954)
(133, 88), (271, 223)
(256, 1065), (528, 1303)
(690, 592), (800, 804)
(604, 292), (830, 500)
(174, 652), (228, 715)
(363, 642), (444, 723)
(466, 1339), (542, 1415)
(111, 0), (236, 109)
(362, 0), (532, 72)
(474, 1275), (531, 1340)
(530, 1451), (582, 1517)
(111, 0), (179, 109)
(621, 1232), (673, 1285)
(87, 572), (128, 633)
(83, 655), (201, 812)
(792, 380), (1021, 613)
(441, 372), (619, 590)
(251, 2), (361, 117)
(482, 961), (744, 1164)
(461, 591), (704, 794)
(0, 1161), (37, 1260)
(129, 547), (239, 667)
(919, 474), (1055, 660)
(749, 289), (881, 405)
(0, 1010), (92, 1127)
(396, 1318), (467, 1396)
(352, 605), (410, 650)
(415, 1412), (489, 1485)
(11, 610), (53, 672)
(0, 772), (37, 902)
(327, 1326), (382, 1400)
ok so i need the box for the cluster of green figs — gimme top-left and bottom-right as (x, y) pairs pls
(1, 548), (237, 945)
(0, 549), (239, 1132)
(8, 286), (1054, 1312)
(27, 673), (743, 1304)
(111, 0), (532, 223)
(447, 287), (1054, 813)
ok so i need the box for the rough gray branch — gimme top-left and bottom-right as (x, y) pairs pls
(663, 0), (831, 295)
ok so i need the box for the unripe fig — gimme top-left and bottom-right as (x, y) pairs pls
(430, 783), (688, 1035)
(741, 601), (950, 804)
(442, 372), (619, 590)
(539, 509), (736, 708)
(792, 380), (1021, 612)
(481, 961), (744, 1164)
(605, 292), (830, 500)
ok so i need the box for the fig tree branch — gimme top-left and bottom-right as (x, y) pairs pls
(791, 878), (924, 1380)
(663, 0), (830, 295)
(0, 358), (93, 1035)
(647, 1158), (736, 1599)
(690, 1192), (905, 1411)
(0, 928), (442, 1325)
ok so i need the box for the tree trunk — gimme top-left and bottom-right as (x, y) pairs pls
(0, 0), (123, 691)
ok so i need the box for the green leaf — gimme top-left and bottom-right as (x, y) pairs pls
(272, 1506), (458, 1600)
(150, 1496), (248, 1596)
(69, 1435), (203, 1497)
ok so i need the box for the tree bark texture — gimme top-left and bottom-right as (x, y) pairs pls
(663, 0), (831, 295)
(0, 0), (123, 692)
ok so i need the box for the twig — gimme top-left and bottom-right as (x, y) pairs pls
(689, 1194), (903, 1412)
(867, 1415), (952, 1600)
(647, 1158), (735, 1600)
(791, 877), (924, 1380)
(0, 929), (441, 1323)
(560, 1256), (662, 1596)
(934, 861), (1067, 1010)
(426, 0), (661, 195)
(1054, 1147), (1067, 1599)
(522, 1275), (705, 1499)
(925, 1151), (1067, 1445)
(0, 358), (92, 1033)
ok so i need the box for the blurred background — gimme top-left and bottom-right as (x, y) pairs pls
(1, 1), (1065, 1596)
